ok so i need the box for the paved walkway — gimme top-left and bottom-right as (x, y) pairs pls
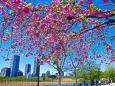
(102, 83), (115, 86)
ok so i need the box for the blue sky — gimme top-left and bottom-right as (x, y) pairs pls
(0, 0), (115, 76)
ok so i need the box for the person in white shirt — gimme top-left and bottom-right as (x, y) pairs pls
(98, 80), (101, 86)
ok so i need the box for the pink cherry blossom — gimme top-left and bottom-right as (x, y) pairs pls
(0, 48), (4, 51)
(23, 6), (31, 15)
(110, 25), (114, 29)
(1, 8), (7, 17)
(103, 0), (109, 3)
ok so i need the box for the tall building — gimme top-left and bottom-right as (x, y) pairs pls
(18, 70), (23, 76)
(33, 57), (40, 76)
(41, 73), (46, 77)
(25, 64), (31, 77)
(10, 55), (20, 77)
(1, 67), (10, 77)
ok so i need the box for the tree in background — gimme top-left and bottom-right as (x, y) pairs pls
(80, 61), (100, 86)
(105, 64), (115, 81)
(46, 70), (50, 80)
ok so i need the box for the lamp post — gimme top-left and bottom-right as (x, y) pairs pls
(37, 59), (40, 86)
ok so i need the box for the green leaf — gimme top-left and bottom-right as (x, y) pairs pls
(62, 0), (66, 2)
(9, 10), (13, 14)
(68, 0), (73, 2)
(27, 3), (32, 7)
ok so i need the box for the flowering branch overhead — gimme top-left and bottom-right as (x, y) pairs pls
(0, 0), (114, 64)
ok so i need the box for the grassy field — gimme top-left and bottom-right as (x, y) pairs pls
(0, 81), (76, 86)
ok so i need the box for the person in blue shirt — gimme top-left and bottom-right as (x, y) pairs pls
(96, 80), (98, 86)
(83, 80), (88, 86)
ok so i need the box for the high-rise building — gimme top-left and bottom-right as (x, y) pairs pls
(18, 70), (23, 76)
(41, 73), (46, 77)
(33, 57), (40, 76)
(10, 55), (20, 77)
(1, 67), (10, 77)
(25, 64), (31, 77)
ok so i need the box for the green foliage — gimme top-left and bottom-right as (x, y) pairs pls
(13, 76), (27, 81)
(0, 76), (44, 82)
(0, 76), (12, 81)
(88, 4), (99, 10)
(78, 62), (100, 81)
(27, 77), (38, 81)
(46, 71), (50, 79)
(104, 64), (115, 81)
(69, 75), (74, 80)
(68, 63), (115, 82)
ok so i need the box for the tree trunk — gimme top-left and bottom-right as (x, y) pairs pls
(58, 71), (61, 86)
(74, 71), (77, 86)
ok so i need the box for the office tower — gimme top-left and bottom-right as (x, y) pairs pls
(31, 73), (34, 77)
(33, 57), (40, 76)
(10, 55), (20, 77)
(1, 67), (10, 77)
(18, 70), (23, 76)
(41, 73), (46, 77)
(25, 64), (31, 77)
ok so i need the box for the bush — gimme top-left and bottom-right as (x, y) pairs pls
(13, 76), (27, 81)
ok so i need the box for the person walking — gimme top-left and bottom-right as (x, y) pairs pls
(108, 79), (111, 85)
(79, 83), (82, 86)
(98, 80), (101, 86)
(83, 80), (88, 86)
(106, 80), (108, 85)
(96, 80), (98, 86)
(111, 79), (113, 84)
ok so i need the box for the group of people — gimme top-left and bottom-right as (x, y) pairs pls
(78, 79), (113, 86)
(78, 80), (88, 86)
(96, 79), (113, 86)
(96, 80), (101, 86)
(105, 79), (113, 85)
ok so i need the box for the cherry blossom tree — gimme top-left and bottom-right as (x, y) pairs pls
(0, 0), (115, 86)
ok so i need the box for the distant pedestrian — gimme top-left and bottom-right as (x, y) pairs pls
(111, 79), (113, 84)
(83, 80), (88, 86)
(98, 80), (101, 86)
(96, 80), (98, 86)
(108, 79), (111, 85)
(106, 80), (108, 85)
(91, 80), (94, 85)
(79, 83), (82, 86)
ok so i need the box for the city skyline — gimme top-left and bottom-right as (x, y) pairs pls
(0, 54), (58, 76)
(0, 53), (115, 77)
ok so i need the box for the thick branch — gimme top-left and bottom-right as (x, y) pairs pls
(87, 13), (115, 19)
(77, 19), (115, 36)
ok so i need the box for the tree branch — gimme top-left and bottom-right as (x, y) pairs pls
(77, 19), (115, 36)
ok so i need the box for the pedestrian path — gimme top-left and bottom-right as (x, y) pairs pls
(102, 83), (115, 86)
